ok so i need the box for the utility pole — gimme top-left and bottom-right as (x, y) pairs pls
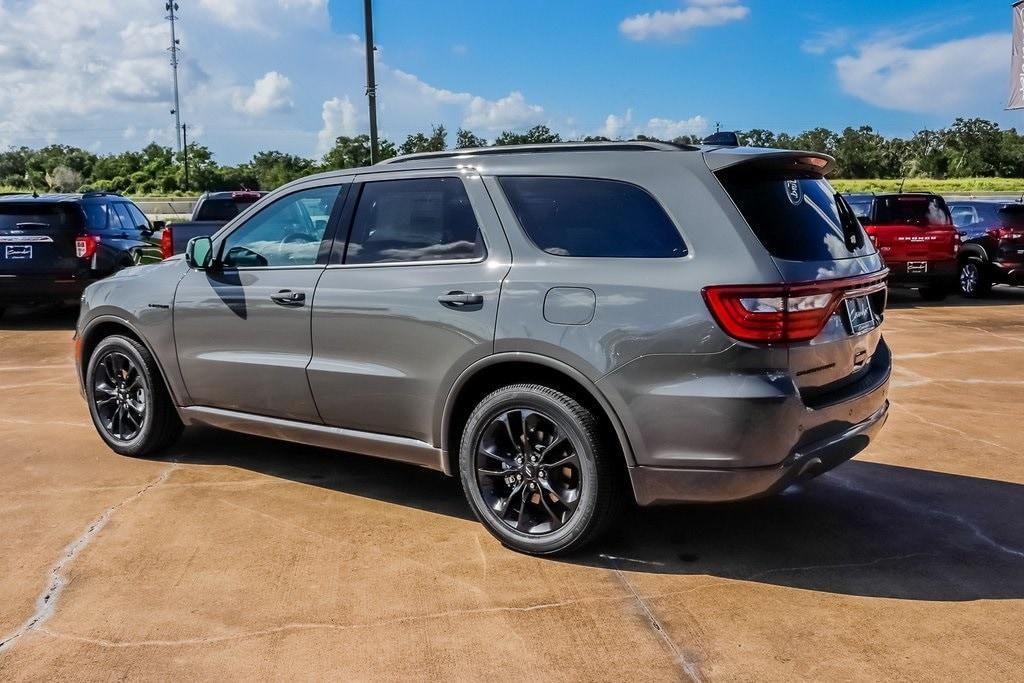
(166, 1), (183, 154)
(182, 123), (190, 191)
(363, 0), (379, 163)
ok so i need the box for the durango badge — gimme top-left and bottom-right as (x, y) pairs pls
(784, 179), (802, 205)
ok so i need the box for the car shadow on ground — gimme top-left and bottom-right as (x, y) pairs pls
(0, 305), (78, 331)
(159, 428), (1024, 602)
(887, 285), (1024, 310)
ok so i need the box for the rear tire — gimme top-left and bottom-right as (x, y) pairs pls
(85, 335), (182, 457)
(958, 259), (992, 298)
(458, 384), (620, 555)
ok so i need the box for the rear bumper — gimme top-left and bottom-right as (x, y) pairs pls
(991, 260), (1024, 286)
(629, 400), (889, 505)
(885, 259), (956, 288)
(0, 275), (92, 304)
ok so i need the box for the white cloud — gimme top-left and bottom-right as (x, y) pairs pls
(599, 109), (633, 139)
(802, 28), (851, 55)
(464, 92), (545, 130)
(234, 71), (294, 116)
(637, 115), (709, 140)
(620, 0), (749, 42)
(317, 96), (360, 153)
(835, 33), (1007, 114)
(0, 0), (549, 160)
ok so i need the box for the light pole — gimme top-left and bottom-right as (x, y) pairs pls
(165, 1), (182, 154)
(363, 0), (379, 163)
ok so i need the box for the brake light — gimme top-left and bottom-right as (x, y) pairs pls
(160, 225), (174, 259)
(702, 272), (888, 344)
(75, 234), (100, 259)
(989, 226), (1024, 240)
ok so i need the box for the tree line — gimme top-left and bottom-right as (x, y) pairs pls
(0, 117), (1019, 195)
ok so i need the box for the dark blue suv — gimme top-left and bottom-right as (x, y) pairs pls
(0, 192), (162, 317)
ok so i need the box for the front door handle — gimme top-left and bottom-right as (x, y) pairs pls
(438, 291), (483, 307)
(271, 289), (305, 306)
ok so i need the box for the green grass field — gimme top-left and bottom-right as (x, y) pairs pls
(831, 178), (1024, 194)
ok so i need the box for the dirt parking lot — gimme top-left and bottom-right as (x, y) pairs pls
(1, 290), (1022, 681)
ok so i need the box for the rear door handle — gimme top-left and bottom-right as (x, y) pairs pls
(438, 291), (483, 307)
(271, 289), (305, 306)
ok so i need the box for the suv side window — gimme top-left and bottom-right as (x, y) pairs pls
(221, 185), (342, 268)
(345, 177), (486, 264)
(126, 203), (151, 231)
(498, 176), (686, 258)
(113, 203), (139, 234)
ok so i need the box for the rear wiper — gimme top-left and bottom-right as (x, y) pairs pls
(834, 194), (864, 250)
(15, 222), (50, 229)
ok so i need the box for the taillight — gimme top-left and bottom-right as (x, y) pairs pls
(75, 234), (100, 259)
(989, 226), (1024, 241)
(702, 272), (888, 344)
(160, 225), (174, 259)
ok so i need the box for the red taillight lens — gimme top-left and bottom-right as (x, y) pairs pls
(160, 225), (174, 259)
(75, 234), (100, 259)
(703, 272), (888, 344)
(990, 226), (1024, 241)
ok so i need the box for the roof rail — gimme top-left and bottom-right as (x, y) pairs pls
(81, 191), (123, 198)
(378, 140), (692, 165)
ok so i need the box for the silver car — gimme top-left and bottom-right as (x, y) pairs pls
(75, 142), (891, 555)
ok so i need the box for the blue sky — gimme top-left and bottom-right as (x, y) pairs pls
(0, 0), (1016, 163)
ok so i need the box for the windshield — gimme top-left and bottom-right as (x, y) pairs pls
(716, 170), (875, 261)
(873, 196), (952, 226)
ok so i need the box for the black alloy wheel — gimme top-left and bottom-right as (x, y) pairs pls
(92, 350), (147, 442)
(475, 408), (583, 535)
(459, 384), (620, 555)
(85, 335), (182, 456)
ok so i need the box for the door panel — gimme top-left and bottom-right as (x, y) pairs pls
(172, 182), (348, 421)
(174, 267), (324, 420)
(308, 172), (510, 444)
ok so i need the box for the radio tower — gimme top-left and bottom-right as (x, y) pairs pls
(166, 1), (182, 153)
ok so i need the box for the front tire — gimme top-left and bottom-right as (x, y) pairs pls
(85, 335), (182, 456)
(958, 259), (992, 298)
(458, 384), (620, 555)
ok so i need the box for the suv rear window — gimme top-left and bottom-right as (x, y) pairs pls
(195, 198), (258, 221)
(716, 169), (873, 261)
(498, 177), (686, 258)
(0, 203), (80, 231)
(873, 196), (952, 226)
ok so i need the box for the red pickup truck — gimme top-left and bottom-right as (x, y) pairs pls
(845, 192), (959, 301)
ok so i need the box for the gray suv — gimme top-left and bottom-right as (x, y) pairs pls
(75, 142), (891, 555)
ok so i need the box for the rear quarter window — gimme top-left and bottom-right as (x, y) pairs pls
(498, 176), (686, 258)
(716, 169), (874, 262)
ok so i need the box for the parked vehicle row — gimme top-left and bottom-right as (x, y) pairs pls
(74, 141), (892, 554)
(158, 190), (266, 258)
(947, 199), (1024, 297)
(0, 192), (161, 318)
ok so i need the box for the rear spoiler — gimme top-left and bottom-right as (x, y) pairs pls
(703, 148), (836, 176)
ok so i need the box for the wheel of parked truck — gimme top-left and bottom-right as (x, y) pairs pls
(458, 384), (620, 555)
(919, 285), (949, 302)
(85, 335), (182, 457)
(958, 259), (992, 298)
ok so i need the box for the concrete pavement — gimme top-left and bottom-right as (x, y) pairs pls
(1, 290), (1022, 680)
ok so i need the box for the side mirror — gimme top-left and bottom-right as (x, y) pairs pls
(139, 225), (154, 237)
(152, 220), (166, 231)
(185, 236), (214, 269)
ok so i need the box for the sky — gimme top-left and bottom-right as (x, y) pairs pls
(0, 0), (1017, 164)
